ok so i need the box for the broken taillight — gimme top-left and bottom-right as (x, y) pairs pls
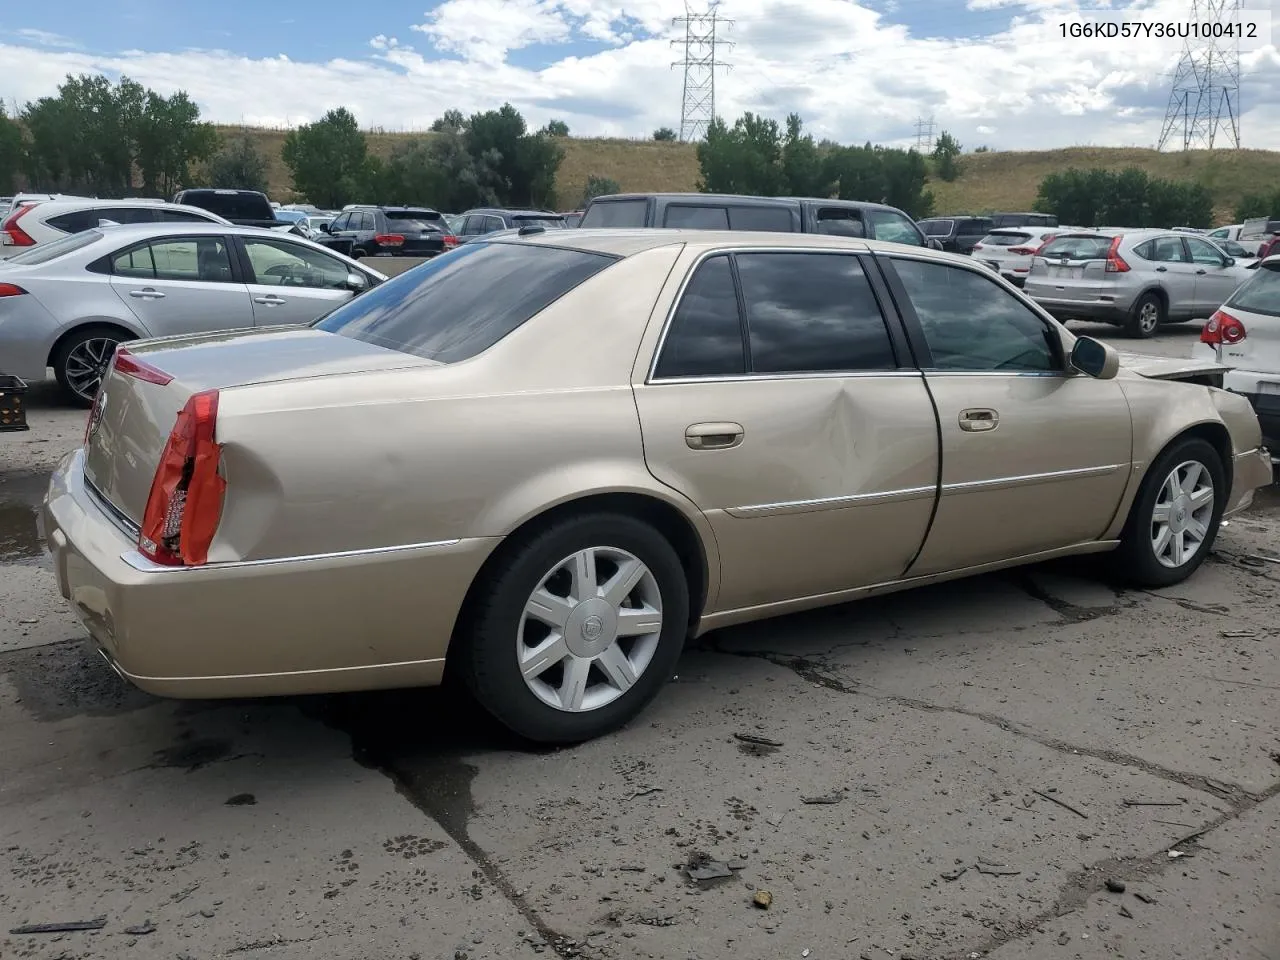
(1200, 309), (1247, 346)
(138, 390), (224, 566)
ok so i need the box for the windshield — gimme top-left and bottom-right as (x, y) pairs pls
(313, 241), (617, 363)
(3, 229), (103, 264)
(1226, 262), (1280, 318)
(1037, 235), (1113, 259)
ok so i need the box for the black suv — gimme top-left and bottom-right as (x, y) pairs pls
(455, 208), (567, 241)
(916, 216), (995, 254)
(323, 206), (454, 258)
(989, 211), (1059, 229)
(578, 193), (931, 247)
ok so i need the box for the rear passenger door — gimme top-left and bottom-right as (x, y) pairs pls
(879, 254), (1132, 576)
(1137, 236), (1198, 318)
(632, 247), (940, 613)
(106, 235), (255, 336)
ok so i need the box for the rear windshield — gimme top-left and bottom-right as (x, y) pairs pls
(180, 192), (274, 221)
(1037, 236), (1113, 259)
(921, 220), (952, 236)
(980, 232), (1033, 246)
(511, 215), (566, 228)
(313, 241), (617, 363)
(386, 218), (442, 233)
(580, 199), (648, 228)
(1226, 262), (1280, 318)
(3, 228), (103, 264)
(385, 208), (442, 223)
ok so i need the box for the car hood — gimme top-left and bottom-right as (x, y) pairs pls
(1117, 353), (1229, 381)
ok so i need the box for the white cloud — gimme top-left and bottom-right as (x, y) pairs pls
(1, 0), (1277, 150)
(14, 27), (80, 49)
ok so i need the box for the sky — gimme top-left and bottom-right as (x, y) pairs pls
(1, 0), (1278, 150)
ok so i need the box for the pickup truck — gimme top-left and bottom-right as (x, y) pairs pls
(171, 189), (299, 233)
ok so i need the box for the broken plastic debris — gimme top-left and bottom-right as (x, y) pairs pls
(752, 890), (773, 909)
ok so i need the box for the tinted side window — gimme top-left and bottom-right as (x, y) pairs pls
(579, 199), (648, 228)
(958, 219), (992, 235)
(155, 208), (217, 223)
(663, 205), (729, 229)
(893, 258), (1057, 372)
(1185, 237), (1225, 265)
(866, 209), (923, 246)
(314, 242), (616, 363)
(330, 213), (350, 231)
(737, 253), (895, 374)
(97, 207), (155, 225)
(111, 244), (157, 278)
(653, 256), (744, 379)
(44, 210), (97, 234)
(815, 208), (866, 237)
(726, 205), (794, 232)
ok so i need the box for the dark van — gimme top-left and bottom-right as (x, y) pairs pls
(578, 193), (933, 248)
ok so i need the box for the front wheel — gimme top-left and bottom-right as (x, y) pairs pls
(458, 513), (690, 744)
(1113, 437), (1225, 587)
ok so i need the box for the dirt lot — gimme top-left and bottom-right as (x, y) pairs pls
(2, 323), (1278, 960)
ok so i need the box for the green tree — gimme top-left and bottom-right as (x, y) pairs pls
(23, 74), (139, 194)
(1035, 167), (1214, 228)
(205, 135), (269, 192)
(430, 109), (467, 134)
(652, 127), (677, 141)
(281, 107), (372, 208)
(582, 174), (620, 205)
(1234, 190), (1280, 221)
(881, 147), (933, 218)
(822, 144), (885, 206)
(696, 112), (786, 195)
(133, 90), (217, 196)
(542, 118), (569, 137)
(0, 103), (23, 193)
(781, 113), (825, 196)
(932, 130), (962, 182)
(466, 104), (563, 207)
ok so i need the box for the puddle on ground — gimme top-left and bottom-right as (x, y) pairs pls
(0, 500), (43, 564)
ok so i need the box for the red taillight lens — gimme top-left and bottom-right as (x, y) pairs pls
(442, 234), (459, 249)
(1105, 235), (1130, 273)
(113, 346), (174, 385)
(138, 389), (224, 567)
(0, 282), (27, 297)
(972, 243), (984, 250)
(0, 204), (36, 247)
(1008, 246), (1037, 255)
(374, 233), (405, 247)
(1200, 309), (1247, 346)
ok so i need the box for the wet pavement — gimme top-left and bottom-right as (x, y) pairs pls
(3, 337), (1279, 959)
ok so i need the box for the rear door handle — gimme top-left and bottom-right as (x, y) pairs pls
(685, 422), (744, 450)
(1155, 266), (1168, 272)
(1195, 269), (1207, 275)
(253, 295), (287, 305)
(128, 288), (165, 299)
(958, 408), (999, 432)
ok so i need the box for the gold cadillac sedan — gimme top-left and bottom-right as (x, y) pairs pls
(42, 230), (1273, 743)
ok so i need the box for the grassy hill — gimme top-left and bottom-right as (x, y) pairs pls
(223, 125), (1278, 223)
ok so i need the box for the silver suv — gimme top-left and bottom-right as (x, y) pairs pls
(1023, 229), (1254, 338)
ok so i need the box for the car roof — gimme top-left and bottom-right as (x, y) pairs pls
(590, 193), (909, 215)
(26, 198), (217, 214)
(490, 227), (963, 262)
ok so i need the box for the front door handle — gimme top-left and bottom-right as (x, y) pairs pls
(128, 288), (165, 299)
(1195, 269), (1207, 275)
(958, 408), (999, 432)
(253, 295), (287, 305)
(685, 422), (744, 450)
(1155, 266), (1168, 272)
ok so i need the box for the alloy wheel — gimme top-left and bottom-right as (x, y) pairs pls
(517, 546), (664, 713)
(1138, 301), (1160, 334)
(64, 337), (119, 402)
(1150, 459), (1214, 568)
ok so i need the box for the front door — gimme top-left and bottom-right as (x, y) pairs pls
(238, 235), (357, 326)
(880, 254), (1133, 576)
(1184, 236), (1246, 314)
(107, 235), (255, 336)
(633, 248), (940, 613)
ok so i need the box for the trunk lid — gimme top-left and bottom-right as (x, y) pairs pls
(83, 327), (435, 524)
(1117, 352), (1229, 382)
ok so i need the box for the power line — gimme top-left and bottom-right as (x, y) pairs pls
(671, 1), (733, 143)
(1158, 0), (1241, 150)
(913, 115), (936, 152)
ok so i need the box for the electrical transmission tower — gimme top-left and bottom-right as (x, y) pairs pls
(671, 2), (733, 142)
(914, 116), (936, 152)
(1157, 0), (1241, 150)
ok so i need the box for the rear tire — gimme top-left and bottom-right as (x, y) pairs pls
(1112, 437), (1224, 588)
(52, 326), (134, 407)
(1125, 292), (1164, 338)
(457, 512), (689, 744)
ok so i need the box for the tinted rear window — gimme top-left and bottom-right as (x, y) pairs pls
(313, 241), (617, 363)
(921, 220), (952, 236)
(980, 232), (1033, 246)
(727, 205), (795, 232)
(511, 215), (566, 228)
(1226, 263), (1280, 317)
(1037, 236), (1113, 259)
(179, 192), (274, 221)
(386, 218), (442, 233)
(580, 199), (648, 228)
(664, 205), (729, 229)
(385, 209), (442, 223)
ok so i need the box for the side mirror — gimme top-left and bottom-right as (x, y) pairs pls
(1224, 257), (1235, 267)
(928, 238), (944, 251)
(345, 272), (367, 292)
(1070, 336), (1120, 380)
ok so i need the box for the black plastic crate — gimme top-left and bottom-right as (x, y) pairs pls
(0, 375), (29, 431)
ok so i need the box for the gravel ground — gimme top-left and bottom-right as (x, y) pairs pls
(2, 324), (1277, 960)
